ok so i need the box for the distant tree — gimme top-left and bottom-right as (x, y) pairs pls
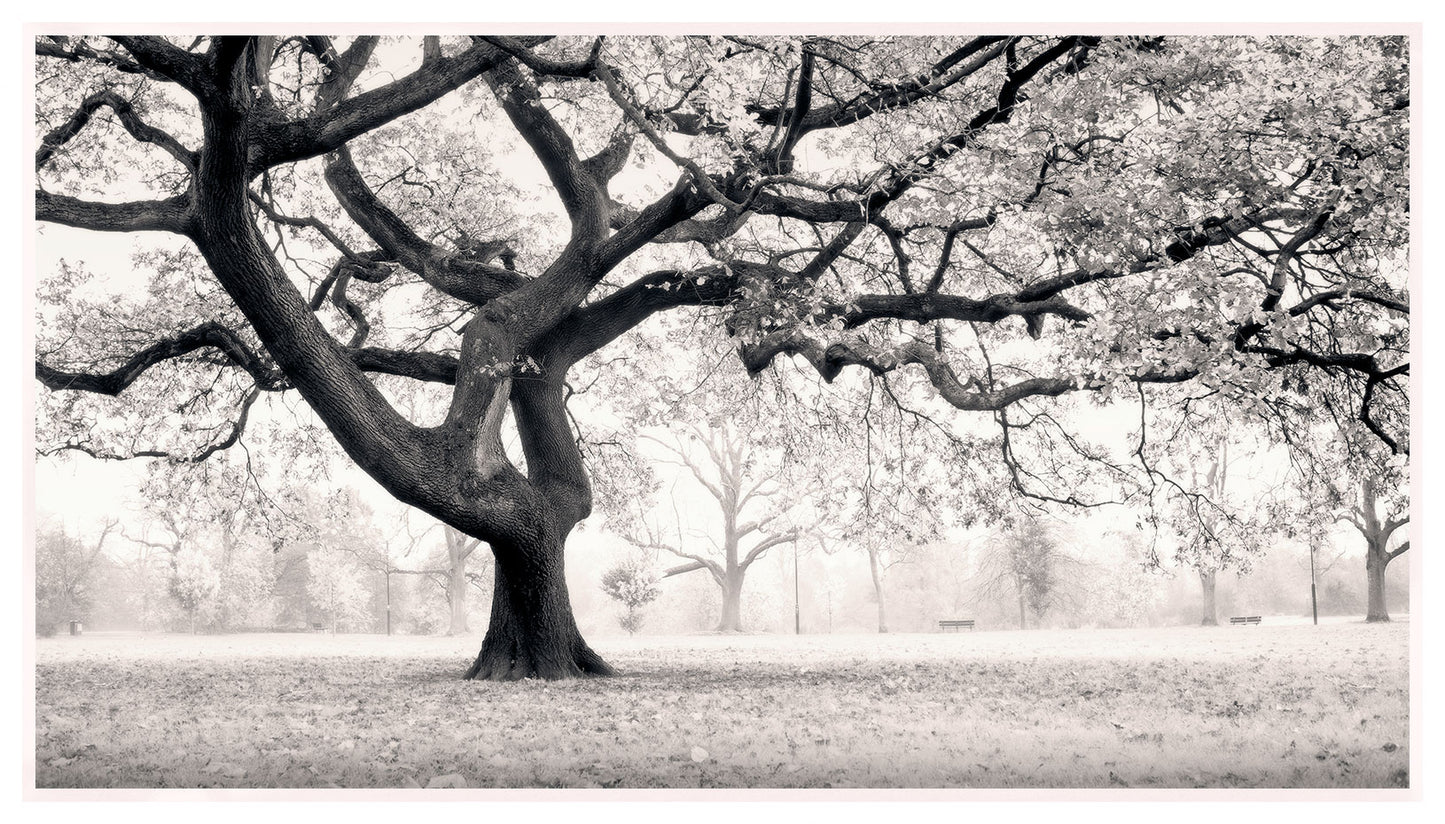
(828, 479), (936, 635)
(818, 389), (997, 634)
(306, 487), (399, 633)
(390, 523), (493, 635)
(1143, 422), (1283, 626)
(128, 460), (296, 631)
(271, 542), (313, 629)
(1337, 470), (1408, 622)
(168, 544), (221, 633)
(886, 539), (975, 631)
(306, 548), (370, 633)
(1179, 438), (1234, 626)
(633, 424), (804, 632)
(600, 561), (661, 635)
(974, 519), (1084, 629)
(1272, 380), (1410, 623)
(35, 519), (117, 636)
(438, 527), (484, 634)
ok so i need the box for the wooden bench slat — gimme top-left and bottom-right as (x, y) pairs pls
(938, 619), (975, 632)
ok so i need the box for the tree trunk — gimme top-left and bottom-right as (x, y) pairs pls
(1365, 543), (1391, 623)
(868, 545), (889, 633)
(446, 561), (469, 636)
(1199, 568), (1218, 626)
(464, 531), (613, 680)
(717, 576), (744, 632)
(1357, 475), (1404, 624)
(1017, 588), (1027, 630)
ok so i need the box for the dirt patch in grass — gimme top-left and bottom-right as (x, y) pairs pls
(33, 621), (1409, 790)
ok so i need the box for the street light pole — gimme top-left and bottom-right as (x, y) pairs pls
(385, 564), (392, 636)
(793, 541), (801, 635)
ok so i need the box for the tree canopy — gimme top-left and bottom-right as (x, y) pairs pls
(35, 34), (1409, 678)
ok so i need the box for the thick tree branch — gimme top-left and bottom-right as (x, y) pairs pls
(36, 321), (287, 395)
(512, 378), (593, 529)
(581, 127), (635, 187)
(36, 37), (173, 82)
(252, 37), (539, 170)
(597, 177), (712, 268)
(36, 89), (197, 172)
(739, 531), (798, 570)
(544, 266), (738, 367)
(1388, 540), (1410, 562)
(481, 35), (599, 77)
(322, 147), (527, 303)
(36, 191), (191, 235)
(348, 347), (459, 384)
(488, 59), (607, 242)
(836, 292), (1090, 329)
(107, 36), (213, 98)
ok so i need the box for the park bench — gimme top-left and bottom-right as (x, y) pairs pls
(1229, 615), (1262, 626)
(311, 622), (324, 632)
(938, 619), (976, 632)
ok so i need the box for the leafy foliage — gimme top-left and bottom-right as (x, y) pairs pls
(600, 562), (661, 635)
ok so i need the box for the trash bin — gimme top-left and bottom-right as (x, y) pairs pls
(68, 620), (82, 636)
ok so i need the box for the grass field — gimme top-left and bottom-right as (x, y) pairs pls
(32, 618), (1410, 791)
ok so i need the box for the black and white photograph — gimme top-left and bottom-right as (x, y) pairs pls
(27, 25), (1419, 797)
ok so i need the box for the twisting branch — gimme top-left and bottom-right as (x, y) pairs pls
(593, 61), (746, 213)
(106, 36), (213, 98)
(480, 35), (601, 77)
(248, 191), (367, 261)
(322, 147), (527, 304)
(36, 89), (197, 172)
(769, 45), (815, 173)
(487, 57), (606, 239)
(36, 36), (174, 82)
(251, 36), (543, 170)
(36, 321), (288, 395)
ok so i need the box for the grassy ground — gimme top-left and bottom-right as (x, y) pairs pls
(32, 618), (1409, 790)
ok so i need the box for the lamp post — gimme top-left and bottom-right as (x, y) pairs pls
(793, 540), (801, 635)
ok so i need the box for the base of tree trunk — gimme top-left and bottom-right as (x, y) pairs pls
(463, 628), (615, 680)
(1200, 618), (1218, 626)
(462, 539), (616, 681)
(1365, 555), (1391, 625)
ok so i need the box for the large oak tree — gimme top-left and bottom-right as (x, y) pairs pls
(35, 35), (1408, 679)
